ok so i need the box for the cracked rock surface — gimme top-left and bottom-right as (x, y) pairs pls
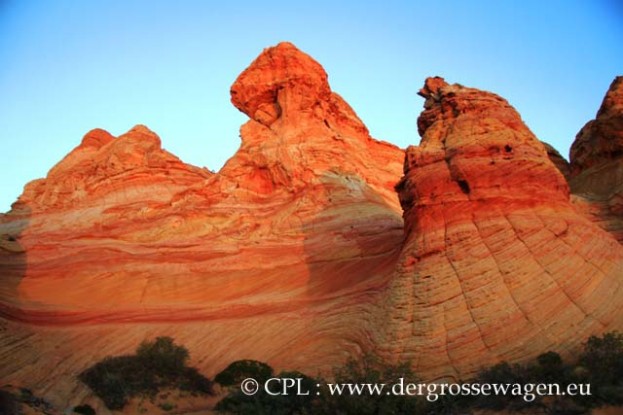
(374, 77), (623, 380)
(0, 45), (621, 409)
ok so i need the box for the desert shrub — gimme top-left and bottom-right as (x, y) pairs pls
(213, 361), (273, 414)
(136, 336), (189, 377)
(273, 370), (317, 413)
(534, 351), (566, 381)
(472, 355), (582, 413)
(179, 366), (214, 394)
(80, 363), (130, 410)
(215, 368), (319, 415)
(470, 362), (525, 411)
(73, 403), (96, 414)
(315, 354), (421, 415)
(79, 336), (212, 410)
(214, 360), (273, 386)
(577, 331), (623, 406)
(470, 333), (623, 414)
(208, 333), (623, 414)
(215, 355), (428, 415)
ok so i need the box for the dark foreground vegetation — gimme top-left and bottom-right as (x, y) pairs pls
(214, 332), (623, 415)
(78, 336), (212, 410)
(77, 332), (622, 414)
(0, 387), (55, 415)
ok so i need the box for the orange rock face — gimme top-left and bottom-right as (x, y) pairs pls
(569, 77), (623, 242)
(570, 77), (623, 176)
(0, 44), (621, 410)
(15, 125), (211, 212)
(374, 77), (623, 379)
(0, 43), (403, 320)
(0, 43), (405, 409)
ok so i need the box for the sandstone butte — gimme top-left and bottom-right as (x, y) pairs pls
(0, 42), (621, 410)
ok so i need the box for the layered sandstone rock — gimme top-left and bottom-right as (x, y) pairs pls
(0, 43), (404, 410)
(0, 125), (213, 313)
(0, 44), (622, 412)
(15, 125), (212, 212)
(569, 77), (623, 242)
(0, 42), (404, 319)
(374, 77), (623, 379)
(570, 77), (623, 176)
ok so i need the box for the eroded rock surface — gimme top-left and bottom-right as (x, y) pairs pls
(0, 46), (621, 410)
(374, 77), (623, 379)
(570, 77), (623, 242)
(0, 43), (405, 409)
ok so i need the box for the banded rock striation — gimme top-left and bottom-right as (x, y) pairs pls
(0, 42), (404, 321)
(374, 77), (623, 379)
(569, 77), (623, 242)
(0, 43), (405, 410)
(0, 43), (622, 411)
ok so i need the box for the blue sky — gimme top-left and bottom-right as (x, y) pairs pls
(0, 1), (621, 212)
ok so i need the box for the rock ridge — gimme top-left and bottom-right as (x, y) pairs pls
(0, 46), (622, 409)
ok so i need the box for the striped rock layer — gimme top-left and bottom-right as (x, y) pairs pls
(374, 77), (623, 379)
(570, 76), (623, 242)
(0, 44), (621, 409)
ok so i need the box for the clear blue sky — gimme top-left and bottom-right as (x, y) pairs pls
(1, 1), (621, 213)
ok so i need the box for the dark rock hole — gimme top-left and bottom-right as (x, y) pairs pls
(458, 180), (471, 194)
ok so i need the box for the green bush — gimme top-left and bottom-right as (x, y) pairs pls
(79, 336), (212, 410)
(315, 354), (421, 415)
(214, 356), (427, 415)
(533, 351), (566, 381)
(471, 362), (522, 411)
(471, 332), (623, 414)
(273, 370), (317, 413)
(578, 331), (623, 406)
(137, 336), (189, 378)
(215, 367), (320, 415)
(179, 367), (214, 394)
(215, 333), (623, 414)
(214, 360), (273, 386)
(213, 360), (274, 415)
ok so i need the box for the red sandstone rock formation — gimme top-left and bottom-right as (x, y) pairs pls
(570, 77), (623, 176)
(0, 43), (404, 320)
(15, 125), (212, 213)
(0, 43), (404, 410)
(569, 77), (623, 242)
(0, 44), (621, 411)
(374, 77), (623, 379)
